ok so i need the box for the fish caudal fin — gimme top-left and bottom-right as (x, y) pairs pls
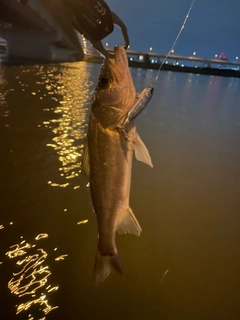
(117, 207), (142, 236)
(94, 251), (123, 284)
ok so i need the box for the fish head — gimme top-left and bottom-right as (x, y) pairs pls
(92, 46), (136, 126)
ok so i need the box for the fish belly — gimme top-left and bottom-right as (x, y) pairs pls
(88, 116), (135, 254)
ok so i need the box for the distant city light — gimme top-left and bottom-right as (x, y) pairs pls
(193, 52), (196, 56)
(219, 52), (228, 60)
(181, 64), (185, 67)
(149, 47), (153, 51)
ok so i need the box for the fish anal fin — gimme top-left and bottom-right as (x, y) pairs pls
(81, 137), (90, 177)
(117, 207), (142, 236)
(134, 134), (153, 168)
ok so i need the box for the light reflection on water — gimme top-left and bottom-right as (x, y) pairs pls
(77, 219), (89, 225)
(42, 63), (93, 189)
(1, 62), (240, 319)
(55, 254), (68, 261)
(5, 232), (60, 319)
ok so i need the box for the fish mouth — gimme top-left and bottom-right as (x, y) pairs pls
(108, 46), (128, 67)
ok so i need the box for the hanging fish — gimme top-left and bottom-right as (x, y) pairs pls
(81, 46), (154, 284)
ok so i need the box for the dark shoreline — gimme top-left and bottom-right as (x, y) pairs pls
(1, 54), (240, 78)
(84, 55), (240, 78)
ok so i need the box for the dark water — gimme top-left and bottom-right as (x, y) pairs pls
(1, 61), (240, 320)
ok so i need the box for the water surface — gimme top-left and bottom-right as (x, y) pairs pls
(1, 62), (240, 320)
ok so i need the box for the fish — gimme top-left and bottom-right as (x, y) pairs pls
(81, 46), (154, 284)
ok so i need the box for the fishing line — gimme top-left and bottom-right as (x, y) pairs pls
(151, 0), (196, 84)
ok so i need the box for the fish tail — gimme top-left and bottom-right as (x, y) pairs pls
(94, 251), (124, 284)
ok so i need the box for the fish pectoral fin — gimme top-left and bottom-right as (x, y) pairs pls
(117, 207), (142, 236)
(81, 137), (90, 177)
(134, 134), (153, 168)
(94, 251), (123, 285)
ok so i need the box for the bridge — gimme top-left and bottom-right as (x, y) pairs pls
(105, 49), (240, 69)
(0, 0), (84, 62)
(84, 49), (240, 78)
(1, 1), (240, 77)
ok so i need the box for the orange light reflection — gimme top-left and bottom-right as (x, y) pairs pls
(43, 63), (93, 189)
(6, 234), (59, 318)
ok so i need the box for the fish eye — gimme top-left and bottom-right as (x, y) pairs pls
(98, 75), (109, 88)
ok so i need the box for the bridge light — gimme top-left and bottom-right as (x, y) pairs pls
(105, 43), (108, 47)
(236, 56), (239, 60)
(149, 47), (153, 51)
(193, 52), (196, 56)
(171, 49), (174, 53)
(214, 54), (218, 58)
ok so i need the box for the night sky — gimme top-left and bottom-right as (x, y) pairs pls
(105, 0), (240, 61)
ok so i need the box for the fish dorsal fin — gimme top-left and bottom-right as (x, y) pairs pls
(134, 134), (153, 168)
(81, 137), (90, 177)
(117, 207), (142, 236)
